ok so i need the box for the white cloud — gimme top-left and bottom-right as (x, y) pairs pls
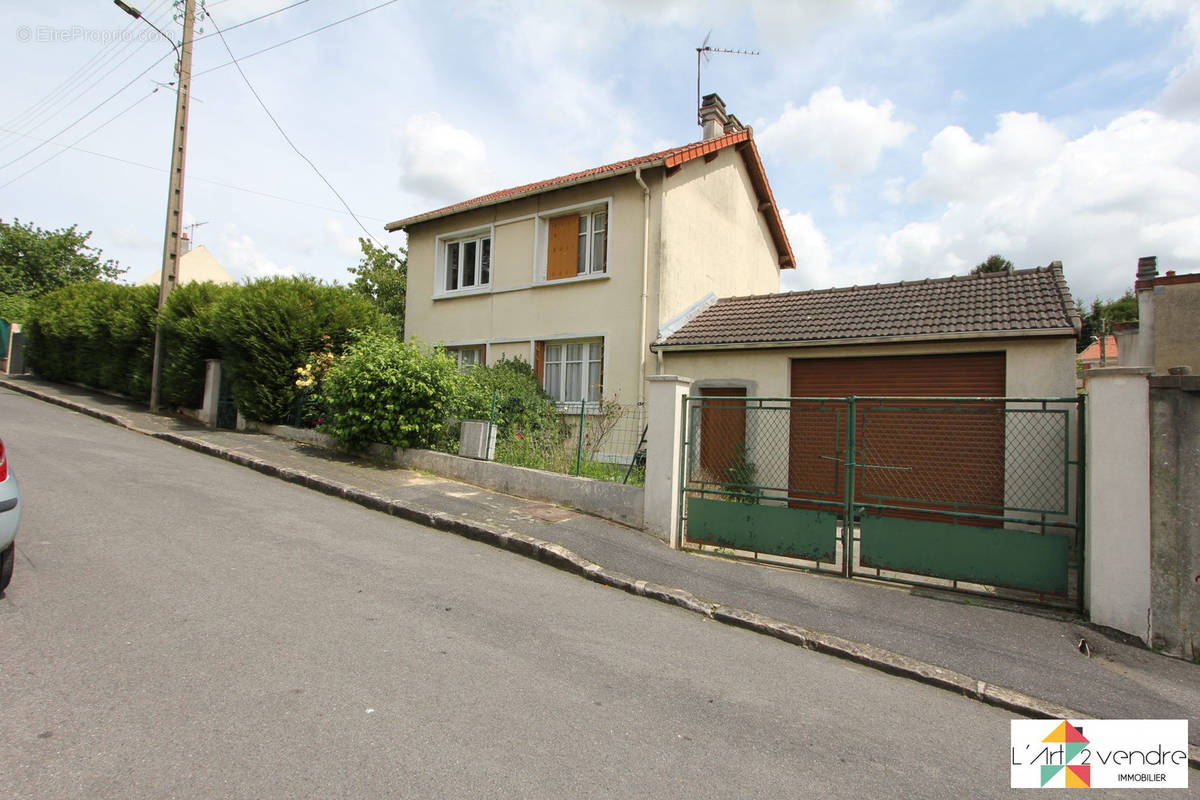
(324, 219), (361, 257)
(218, 230), (296, 280)
(780, 210), (836, 289)
(759, 87), (913, 177)
(871, 110), (1200, 300)
(910, 112), (1066, 203)
(393, 112), (494, 205)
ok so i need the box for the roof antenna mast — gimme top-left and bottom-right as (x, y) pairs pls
(696, 32), (759, 126)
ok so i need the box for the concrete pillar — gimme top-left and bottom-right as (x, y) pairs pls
(199, 359), (222, 428)
(1085, 367), (1153, 641)
(644, 374), (692, 547)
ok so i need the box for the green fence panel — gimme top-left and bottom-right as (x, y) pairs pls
(686, 497), (836, 562)
(859, 516), (1070, 595)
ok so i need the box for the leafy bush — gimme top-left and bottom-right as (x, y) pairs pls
(0, 293), (31, 325)
(214, 276), (384, 423)
(456, 357), (558, 436)
(159, 281), (236, 408)
(26, 281), (156, 397)
(318, 332), (461, 450)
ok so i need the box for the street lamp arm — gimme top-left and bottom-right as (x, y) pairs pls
(113, 0), (181, 62)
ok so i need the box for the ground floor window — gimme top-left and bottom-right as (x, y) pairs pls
(448, 346), (484, 371)
(541, 339), (602, 403)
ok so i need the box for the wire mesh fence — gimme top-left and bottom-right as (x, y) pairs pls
(450, 394), (647, 485)
(684, 395), (1080, 522)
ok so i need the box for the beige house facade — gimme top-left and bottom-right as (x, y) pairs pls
(386, 95), (794, 409)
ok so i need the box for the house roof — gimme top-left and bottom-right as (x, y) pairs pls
(653, 264), (1081, 350)
(385, 129), (795, 269)
(1078, 335), (1118, 363)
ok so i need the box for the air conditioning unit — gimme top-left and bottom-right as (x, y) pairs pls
(458, 420), (496, 460)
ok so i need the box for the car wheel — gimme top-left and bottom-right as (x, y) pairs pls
(0, 542), (13, 592)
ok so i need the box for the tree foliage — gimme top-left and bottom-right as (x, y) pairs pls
(159, 281), (238, 408)
(347, 238), (406, 337)
(0, 218), (125, 298)
(214, 276), (386, 423)
(1077, 290), (1137, 352)
(971, 254), (1014, 275)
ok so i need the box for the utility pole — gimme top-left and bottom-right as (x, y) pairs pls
(118, 0), (195, 412)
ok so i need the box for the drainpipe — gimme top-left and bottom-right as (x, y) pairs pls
(634, 166), (651, 407)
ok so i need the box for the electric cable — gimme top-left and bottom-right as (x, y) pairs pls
(205, 7), (388, 245)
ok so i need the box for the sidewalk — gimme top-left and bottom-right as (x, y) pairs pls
(3, 374), (1197, 761)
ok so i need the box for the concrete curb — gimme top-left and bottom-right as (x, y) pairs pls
(4, 378), (1198, 770)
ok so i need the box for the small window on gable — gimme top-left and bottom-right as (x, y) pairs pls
(546, 208), (607, 281)
(444, 233), (491, 292)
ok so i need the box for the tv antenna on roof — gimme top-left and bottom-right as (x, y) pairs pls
(696, 31), (758, 126)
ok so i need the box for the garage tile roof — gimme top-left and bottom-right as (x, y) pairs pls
(654, 264), (1080, 349)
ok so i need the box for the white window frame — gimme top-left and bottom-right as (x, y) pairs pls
(436, 226), (493, 296)
(533, 199), (612, 284)
(543, 338), (603, 406)
(449, 346), (484, 371)
(576, 209), (607, 276)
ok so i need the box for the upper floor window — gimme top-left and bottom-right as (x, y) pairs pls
(546, 208), (607, 281)
(445, 233), (491, 292)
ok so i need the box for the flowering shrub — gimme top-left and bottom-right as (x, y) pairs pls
(317, 332), (461, 451)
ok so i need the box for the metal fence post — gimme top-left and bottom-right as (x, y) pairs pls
(575, 397), (586, 475)
(842, 396), (857, 577)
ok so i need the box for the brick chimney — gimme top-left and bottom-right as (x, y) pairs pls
(699, 93), (729, 140)
(1136, 255), (1157, 281)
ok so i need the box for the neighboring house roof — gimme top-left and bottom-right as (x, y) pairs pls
(653, 264), (1081, 350)
(136, 245), (235, 287)
(385, 129), (795, 269)
(1078, 335), (1118, 363)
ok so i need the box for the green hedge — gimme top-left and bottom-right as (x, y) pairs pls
(214, 277), (385, 423)
(26, 281), (156, 398)
(159, 281), (236, 408)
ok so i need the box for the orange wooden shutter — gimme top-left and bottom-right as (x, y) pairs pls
(534, 341), (546, 384)
(546, 216), (578, 280)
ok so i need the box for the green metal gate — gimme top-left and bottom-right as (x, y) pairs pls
(680, 395), (1086, 609)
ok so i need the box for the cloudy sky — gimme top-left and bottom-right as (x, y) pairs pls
(2, 0), (1198, 305)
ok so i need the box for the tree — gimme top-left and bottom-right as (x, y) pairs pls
(1076, 290), (1137, 352)
(0, 218), (125, 299)
(971, 254), (1014, 275)
(347, 237), (406, 337)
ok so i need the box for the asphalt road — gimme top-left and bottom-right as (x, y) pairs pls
(0, 390), (1174, 799)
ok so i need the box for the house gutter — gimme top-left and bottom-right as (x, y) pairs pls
(634, 166), (650, 407)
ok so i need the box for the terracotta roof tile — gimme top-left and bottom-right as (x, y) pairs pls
(386, 130), (752, 231)
(654, 265), (1080, 349)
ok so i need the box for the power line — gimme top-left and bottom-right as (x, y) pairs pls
(205, 7), (386, 245)
(0, 126), (388, 221)
(0, 0), (173, 152)
(0, 50), (174, 172)
(194, 0), (403, 78)
(194, 0), (313, 42)
(0, 89), (163, 190)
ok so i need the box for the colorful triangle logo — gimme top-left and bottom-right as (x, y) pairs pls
(1065, 764), (1091, 788)
(1043, 721), (1088, 744)
(1041, 764), (1065, 787)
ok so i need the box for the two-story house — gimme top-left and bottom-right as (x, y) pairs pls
(385, 94), (795, 411)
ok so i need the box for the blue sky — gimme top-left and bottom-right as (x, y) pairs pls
(1, 0), (1197, 307)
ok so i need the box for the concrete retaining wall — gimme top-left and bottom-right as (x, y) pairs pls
(250, 422), (645, 531)
(1149, 376), (1200, 660)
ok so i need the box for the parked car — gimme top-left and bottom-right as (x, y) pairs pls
(0, 437), (19, 592)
